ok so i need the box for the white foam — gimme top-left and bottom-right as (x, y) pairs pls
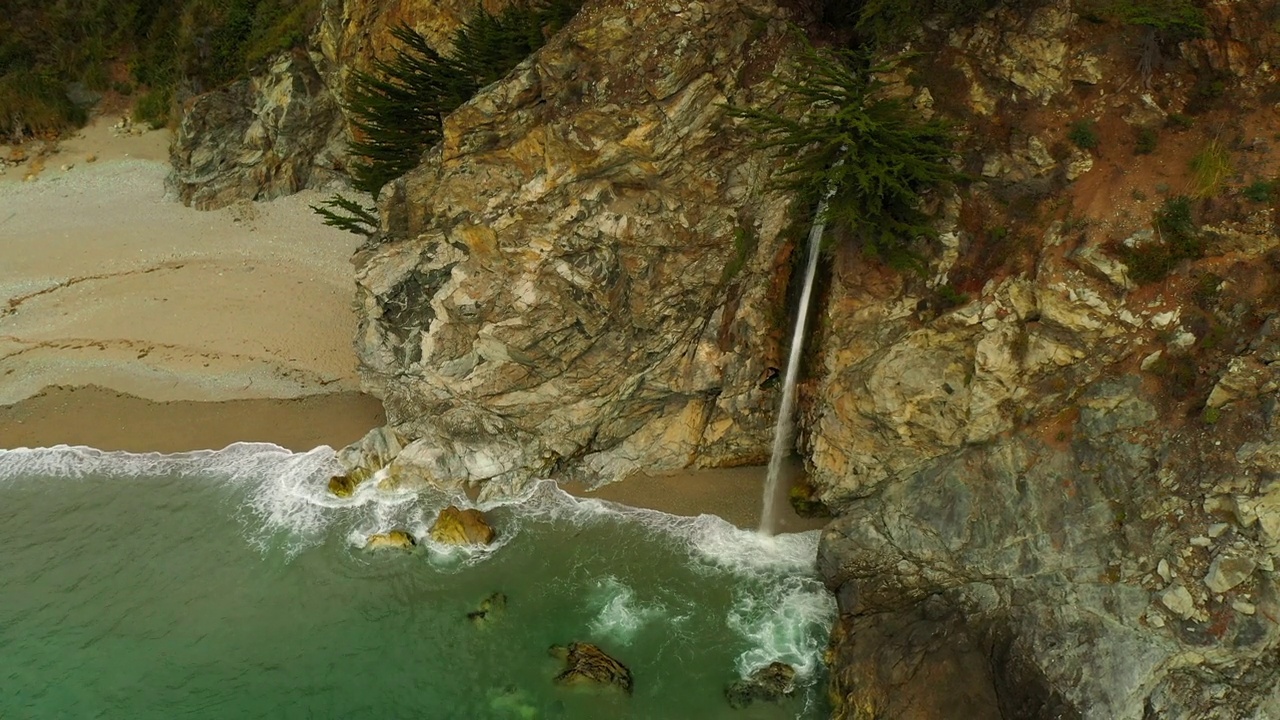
(587, 575), (667, 644)
(2, 449), (835, 679)
(729, 575), (836, 680)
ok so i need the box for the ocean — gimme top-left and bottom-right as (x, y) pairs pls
(0, 443), (833, 719)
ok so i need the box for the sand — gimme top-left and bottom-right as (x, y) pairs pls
(2, 116), (384, 453)
(1, 118), (367, 406)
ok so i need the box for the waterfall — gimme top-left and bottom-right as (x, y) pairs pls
(759, 198), (828, 535)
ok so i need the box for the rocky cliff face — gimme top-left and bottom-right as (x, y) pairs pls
(168, 0), (509, 209)
(352, 0), (803, 494)
(806, 2), (1280, 717)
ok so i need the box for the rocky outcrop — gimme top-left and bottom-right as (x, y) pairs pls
(352, 0), (802, 489)
(365, 529), (416, 550)
(169, 0), (506, 209)
(168, 50), (344, 209)
(549, 642), (633, 693)
(724, 662), (796, 709)
(428, 505), (496, 545)
(809, 206), (1280, 719)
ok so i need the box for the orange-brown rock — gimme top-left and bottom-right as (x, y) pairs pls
(428, 505), (496, 545)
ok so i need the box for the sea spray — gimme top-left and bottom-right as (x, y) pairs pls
(760, 195), (829, 534)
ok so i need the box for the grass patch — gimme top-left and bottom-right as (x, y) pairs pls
(1189, 139), (1231, 198)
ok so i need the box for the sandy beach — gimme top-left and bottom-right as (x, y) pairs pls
(1, 117), (381, 450)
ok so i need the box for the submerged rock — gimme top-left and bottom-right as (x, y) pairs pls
(429, 505), (496, 546)
(548, 642), (632, 694)
(467, 591), (507, 625)
(365, 529), (416, 550)
(725, 662), (796, 709)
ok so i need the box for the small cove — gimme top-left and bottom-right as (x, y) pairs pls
(0, 443), (833, 719)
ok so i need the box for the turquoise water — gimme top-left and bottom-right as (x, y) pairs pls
(0, 444), (833, 719)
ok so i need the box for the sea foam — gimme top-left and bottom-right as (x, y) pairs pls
(0, 443), (836, 682)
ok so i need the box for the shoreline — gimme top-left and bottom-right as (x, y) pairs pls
(1, 384), (824, 532)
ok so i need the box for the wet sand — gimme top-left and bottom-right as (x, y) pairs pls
(569, 461), (829, 533)
(0, 385), (385, 453)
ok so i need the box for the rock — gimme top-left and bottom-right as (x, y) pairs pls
(353, 0), (801, 488)
(548, 642), (632, 694)
(1203, 553), (1257, 594)
(365, 529), (416, 550)
(336, 426), (405, 486)
(725, 662), (796, 709)
(429, 505), (496, 545)
(328, 474), (359, 497)
(168, 50), (342, 209)
(1160, 585), (1197, 620)
(467, 591), (507, 624)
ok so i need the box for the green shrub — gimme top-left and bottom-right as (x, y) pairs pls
(1189, 139), (1230, 198)
(832, 0), (1026, 47)
(1069, 119), (1100, 149)
(1134, 126), (1157, 154)
(730, 43), (960, 266)
(1088, 0), (1207, 39)
(1166, 112), (1194, 130)
(132, 85), (171, 129)
(0, 69), (86, 141)
(1243, 179), (1277, 202)
(1121, 195), (1204, 283)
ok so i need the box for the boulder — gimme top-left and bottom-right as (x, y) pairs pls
(365, 529), (416, 550)
(428, 505), (496, 545)
(725, 662), (796, 709)
(328, 474), (358, 497)
(548, 642), (632, 694)
(168, 49), (342, 209)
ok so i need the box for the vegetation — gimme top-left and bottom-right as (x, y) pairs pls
(1242, 179), (1277, 203)
(1079, 0), (1207, 86)
(1069, 119), (1100, 150)
(1121, 195), (1204, 283)
(313, 0), (581, 235)
(1188, 139), (1231, 198)
(730, 43), (960, 266)
(1134, 126), (1158, 155)
(821, 0), (1034, 48)
(1087, 0), (1208, 39)
(0, 0), (321, 140)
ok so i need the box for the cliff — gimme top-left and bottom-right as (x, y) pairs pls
(166, 0), (1280, 715)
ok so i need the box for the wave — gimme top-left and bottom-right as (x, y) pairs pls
(0, 442), (835, 682)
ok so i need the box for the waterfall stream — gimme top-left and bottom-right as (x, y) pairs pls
(759, 198), (827, 534)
